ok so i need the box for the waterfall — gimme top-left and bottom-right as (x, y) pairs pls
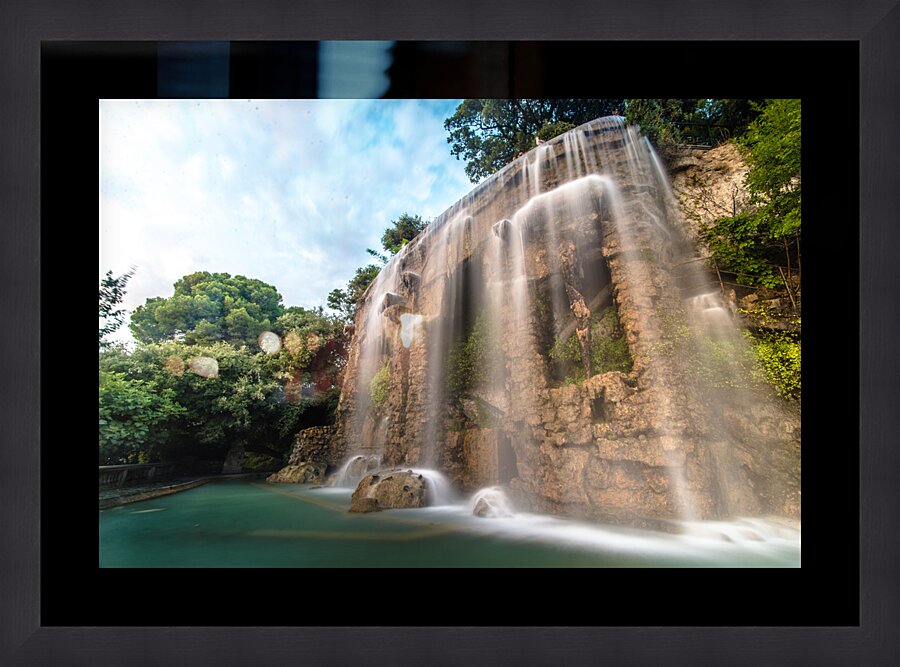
(331, 116), (799, 526)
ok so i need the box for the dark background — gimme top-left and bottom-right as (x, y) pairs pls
(40, 40), (858, 628)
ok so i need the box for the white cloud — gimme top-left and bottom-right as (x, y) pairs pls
(100, 98), (471, 344)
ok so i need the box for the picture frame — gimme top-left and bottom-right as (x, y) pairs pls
(2, 1), (895, 663)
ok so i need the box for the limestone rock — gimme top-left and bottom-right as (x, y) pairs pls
(287, 425), (338, 467)
(348, 497), (380, 513)
(266, 462), (324, 484)
(349, 470), (428, 512)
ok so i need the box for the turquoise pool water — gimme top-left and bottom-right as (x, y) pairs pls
(99, 480), (801, 568)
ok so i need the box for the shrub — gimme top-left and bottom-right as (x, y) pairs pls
(550, 306), (632, 384)
(446, 313), (501, 397)
(746, 329), (801, 400)
(369, 362), (391, 408)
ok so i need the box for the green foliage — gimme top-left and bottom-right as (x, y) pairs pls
(625, 99), (763, 149)
(704, 99), (764, 138)
(99, 267), (135, 348)
(550, 307), (632, 385)
(654, 302), (764, 392)
(446, 313), (502, 397)
(242, 452), (279, 471)
(327, 264), (381, 322)
(99, 371), (184, 464)
(654, 302), (799, 399)
(331, 214), (427, 322)
(369, 362), (391, 408)
(550, 330), (588, 385)
(535, 121), (576, 143)
(745, 329), (801, 400)
(688, 334), (763, 391)
(445, 99), (624, 182)
(100, 301), (346, 464)
(702, 99), (801, 288)
(530, 286), (550, 323)
(625, 99), (703, 147)
(130, 271), (284, 347)
(274, 306), (347, 371)
(381, 213), (427, 255)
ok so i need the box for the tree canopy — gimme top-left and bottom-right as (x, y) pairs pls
(101, 298), (346, 465)
(624, 99), (764, 148)
(130, 271), (284, 346)
(99, 268), (135, 348)
(445, 99), (624, 182)
(327, 264), (382, 322)
(380, 213), (427, 255)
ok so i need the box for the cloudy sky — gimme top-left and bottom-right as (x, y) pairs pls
(99, 98), (473, 344)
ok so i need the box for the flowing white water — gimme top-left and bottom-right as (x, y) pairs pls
(333, 115), (797, 533)
(470, 486), (515, 518)
(330, 454), (382, 488)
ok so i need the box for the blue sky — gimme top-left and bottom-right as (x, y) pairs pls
(100, 98), (473, 344)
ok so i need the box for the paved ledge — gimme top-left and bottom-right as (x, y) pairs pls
(99, 472), (273, 510)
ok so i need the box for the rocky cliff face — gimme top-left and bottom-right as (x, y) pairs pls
(325, 120), (800, 526)
(668, 142), (750, 245)
(668, 144), (801, 329)
(267, 425), (339, 484)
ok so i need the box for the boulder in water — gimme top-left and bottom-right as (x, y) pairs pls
(349, 455), (377, 477)
(471, 487), (514, 518)
(348, 497), (380, 513)
(349, 469), (428, 512)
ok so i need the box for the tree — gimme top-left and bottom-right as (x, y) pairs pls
(327, 264), (381, 322)
(624, 99), (706, 147)
(380, 213), (427, 254)
(445, 99), (624, 182)
(99, 325), (345, 465)
(99, 370), (183, 464)
(99, 267), (135, 348)
(329, 214), (429, 322)
(130, 271), (284, 346)
(101, 271), (351, 466)
(702, 99), (802, 288)
(625, 99), (764, 149)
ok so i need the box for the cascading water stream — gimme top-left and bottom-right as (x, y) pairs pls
(330, 116), (799, 529)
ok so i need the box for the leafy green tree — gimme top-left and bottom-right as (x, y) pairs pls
(625, 99), (763, 148)
(102, 273), (349, 465)
(380, 213), (427, 254)
(274, 306), (348, 378)
(100, 338), (339, 464)
(99, 371), (184, 464)
(330, 214), (430, 322)
(535, 121), (576, 143)
(704, 99), (764, 138)
(445, 99), (624, 182)
(99, 268), (135, 348)
(703, 99), (802, 288)
(130, 271), (284, 346)
(327, 264), (381, 322)
(624, 99), (706, 147)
